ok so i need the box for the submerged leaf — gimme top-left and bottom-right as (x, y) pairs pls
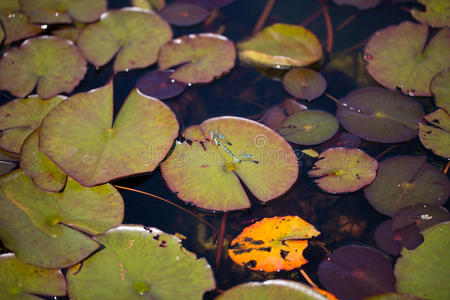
(419, 109), (450, 158)
(159, 2), (209, 26)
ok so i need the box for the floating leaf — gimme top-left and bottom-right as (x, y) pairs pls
(20, 129), (67, 192)
(374, 220), (423, 256)
(158, 33), (236, 84)
(161, 117), (298, 211)
(392, 204), (450, 232)
(411, 0), (450, 27)
(395, 222), (450, 300)
(364, 156), (450, 216)
(282, 68), (327, 101)
(77, 8), (172, 72)
(431, 68), (450, 112)
(228, 216), (320, 272)
(0, 253), (66, 299)
(336, 87), (425, 143)
(0, 36), (87, 99)
(136, 70), (186, 100)
(131, 0), (166, 10)
(320, 132), (361, 150)
(419, 109), (450, 158)
(238, 23), (322, 69)
(332, 0), (381, 9)
(0, 95), (65, 153)
(0, 0), (42, 44)
(40, 81), (179, 187)
(217, 279), (329, 299)
(278, 110), (339, 146)
(159, 2), (209, 26)
(308, 148), (377, 194)
(364, 22), (450, 96)
(0, 169), (124, 268)
(66, 225), (216, 299)
(318, 246), (395, 300)
(52, 25), (83, 42)
(262, 99), (307, 131)
(19, 0), (107, 24)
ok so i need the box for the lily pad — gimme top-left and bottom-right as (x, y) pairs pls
(332, 0), (381, 9)
(0, 253), (66, 299)
(216, 280), (329, 300)
(40, 81), (179, 187)
(318, 245), (395, 300)
(0, 0), (42, 44)
(238, 23), (322, 69)
(278, 110), (339, 145)
(158, 33), (236, 84)
(262, 99), (307, 131)
(320, 132), (361, 150)
(282, 68), (327, 101)
(0, 95), (65, 153)
(364, 21), (450, 96)
(391, 204), (450, 232)
(374, 220), (423, 256)
(0, 169), (125, 268)
(161, 117), (299, 211)
(19, 0), (107, 24)
(431, 68), (450, 112)
(159, 2), (209, 26)
(66, 225), (216, 299)
(136, 70), (187, 100)
(308, 148), (377, 194)
(411, 0), (450, 27)
(419, 109), (450, 158)
(131, 0), (166, 10)
(394, 221), (450, 300)
(336, 87), (425, 143)
(0, 36), (87, 99)
(51, 25), (83, 42)
(364, 156), (450, 216)
(228, 216), (320, 272)
(20, 129), (67, 192)
(77, 8), (172, 72)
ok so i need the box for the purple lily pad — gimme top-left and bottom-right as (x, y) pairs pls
(159, 2), (209, 26)
(320, 132), (361, 150)
(374, 220), (423, 256)
(136, 70), (187, 100)
(332, 0), (382, 10)
(392, 204), (450, 232)
(282, 68), (327, 101)
(318, 245), (395, 300)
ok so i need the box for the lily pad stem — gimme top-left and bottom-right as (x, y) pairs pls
(252, 0), (276, 35)
(215, 212), (228, 271)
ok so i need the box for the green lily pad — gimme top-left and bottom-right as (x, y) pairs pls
(364, 22), (450, 96)
(0, 169), (124, 267)
(158, 33), (236, 84)
(52, 25), (83, 42)
(411, 0), (450, 28)
(0, 36), (87, 99)
(216, 280), (328, 300)
(77, 8), (172, 72)
(131, 0), (165, 10)
(66, 225), (216, 299)
(308, 147), (377, 194)
(161, 117), (299, 211)
(39, 81), (179, 187)
(394, 221), (450, 300)
(419, 109), (450, 158)
(0, 95), (65, 153)
(238, 23), (322, 69)
(282, 68), (327, 101)
(278, 110), (339, 146)
(364, 156), (450, 216)
(20, 129), (67, 192)
(0, 0), (42, 44)
(0, 253), (66, 299)
(431, 68), (450, 112)
(19, 0), (107, 24)
(336, 87), (425, 143)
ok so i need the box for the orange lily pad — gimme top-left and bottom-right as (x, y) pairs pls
(228, 216), (320, 272)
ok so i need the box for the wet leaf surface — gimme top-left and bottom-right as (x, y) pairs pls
(158, 33), (236, 84)
(77, 8), (172, 72)
(0, 0), (42, 44)
(419, 109), (450, 158)
(374, 220), (423, 256)
(0, 36), (87, 99)
(318, 245), (396, 300)
(391, 204), (450, 231)
(282, 68), (327, 101)
(364, 156), (450, 216)
(411, 0), (450, 27)
(40, 82), (179, 187)
(337, 87), (425, 143)
(228, 216), (320, 272)
(395, 221), (450, 300)
(431, 68), (450, 112)
(238, 23), (322, 69)
(136, 70), (186, 100)
(308, 148), (377, 194)
(332, 0), (381, 9)
(66, 225), (216, 300)
(159, 2), (209, 26)
(364, 22), (450, 96)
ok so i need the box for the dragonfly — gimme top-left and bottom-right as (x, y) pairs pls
(210, 129), (259, 164)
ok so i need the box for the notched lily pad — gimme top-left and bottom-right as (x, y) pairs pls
(411, 0), (450, 27)
(0, 253), (66, 299)
(77, 8), (172, 72)
(282, 68), (327, 101)
(228, 216), (320, 272)
(136, 69), (186, 100)
(238, 23), (322, 69)
(431, 68), (450, 112)
(364, 22), (450, 96)
(66, 225), (216, 300)
(158, 33), (236, 84)
(159, 2), (209, 26)
(309, 148), (377, 194)
(374, 220), (423, 256)
(419, 109), (450, 158)
(40, 81), (179, 187)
